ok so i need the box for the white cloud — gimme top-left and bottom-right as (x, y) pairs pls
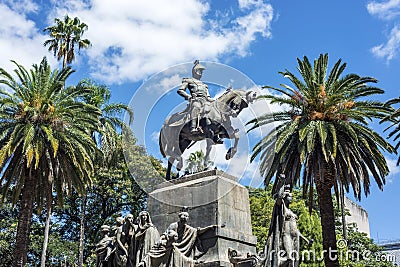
(3, 0), (39, 13)
(367, 0), (400, 20)
(150, 131), (160, 144)
(367, 0), (400, 61)
(386, 157), (400, 183)
(49, 0), (274, 84)
(371, 25), (400, 61)
(158, 74), (182, 94)
(238, 0), (261, 9)
(0, 2), (55, 73)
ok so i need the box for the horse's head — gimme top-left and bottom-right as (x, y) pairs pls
(245, 90), (257, 104)
(217, 89), (257, 117)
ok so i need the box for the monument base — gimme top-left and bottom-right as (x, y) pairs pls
(147, 170), (257, 266)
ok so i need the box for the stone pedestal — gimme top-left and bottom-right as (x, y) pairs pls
(147, 170), (257, 267)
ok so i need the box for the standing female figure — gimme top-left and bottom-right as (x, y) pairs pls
(263, 183), (310, 267)
(134, 211), (160, 264)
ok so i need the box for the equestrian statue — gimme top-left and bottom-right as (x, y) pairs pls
(159, 60), (256, 180)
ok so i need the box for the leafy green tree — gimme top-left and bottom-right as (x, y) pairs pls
(44, 135), (164, 265)
(27, 218), (79, 266)
(71, 79), (133, 266)
(82, 144), (146, 263)
(6, 136), (156, 265)
(297, 205), (324, 266)
(77, 79), (134, 161)
(248, 53), (395, 267)
(123, 129), (168, 193)
(335, 224), (395, 267)
(330, 197), (394, 267)
(36, 81), (162, 265)
(0, 204), (77, 266)
(0, 200), (18, 266)
(382, 96), (400, 165)
(248, 185), (275, 252)
(44, 15), (91, 68)
(0, 57), (100, 267)
(185, 150), (213, 174)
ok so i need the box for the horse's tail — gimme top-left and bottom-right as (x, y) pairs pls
(159, 127), (166, 158)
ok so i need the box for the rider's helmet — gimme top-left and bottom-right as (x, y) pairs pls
(192, 60), (206, 79)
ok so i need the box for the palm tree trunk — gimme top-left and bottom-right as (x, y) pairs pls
(339, 181), (347, 240)
(316, 164), (339, 267)
(12, 169), (37, 267)
(78, 194), (87, 267)
(62, 52), (67, 69)
(40, 193), (53, 267)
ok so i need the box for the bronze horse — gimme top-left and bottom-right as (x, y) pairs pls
(159, 89), (256, 180)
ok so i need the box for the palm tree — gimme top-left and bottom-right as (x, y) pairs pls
(382, 96), (400, 165)
(185, 150), (213, 174)
(77, 79), (133, 161)
(248, 54), (394, 267)
(41, 15), (90, 265)
(74, 79), (133, 266)
(0, 57), (100, 267)
(44, 15), (91, 68)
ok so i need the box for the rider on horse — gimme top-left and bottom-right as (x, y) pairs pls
(161, 61), (257, 179)
(177, 60), (214, 135)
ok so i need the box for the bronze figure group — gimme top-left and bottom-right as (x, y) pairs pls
(95, 211), (159, 267)
(95, 209), (217, 267)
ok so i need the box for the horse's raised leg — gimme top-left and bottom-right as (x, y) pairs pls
(166, 159), (174, 180)
(226, 129), (239, 160)
(176, 138), (192, 177)
(175, 156), (183, 178)
(205, 138), (214, 170)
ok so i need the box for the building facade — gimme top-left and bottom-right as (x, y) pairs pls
(344, 197), (370, 237)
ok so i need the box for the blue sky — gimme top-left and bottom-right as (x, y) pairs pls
(1, 0), (400, 242)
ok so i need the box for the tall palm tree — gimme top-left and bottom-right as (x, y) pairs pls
(44, 15), (91, 68)
(382, 96), (400, 165)
(77, 79), (133, 161)
(41, 15), (90, 265)
(0, 57), (100, 267)
(248, 54), (394, 267)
